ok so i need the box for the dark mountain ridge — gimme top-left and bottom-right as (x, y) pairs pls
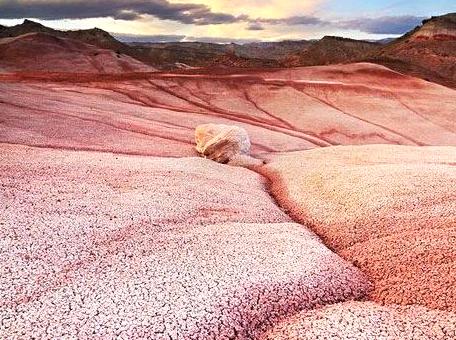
(0, 19), (367, 70)
(0, 19), (160, 68)
(1, 14), (456, 88)
(283, 36), (380, 67)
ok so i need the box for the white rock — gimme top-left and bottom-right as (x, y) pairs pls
(195, 124), (251, 163)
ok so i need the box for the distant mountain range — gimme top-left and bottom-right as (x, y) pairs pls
(1, 13), (455, 87)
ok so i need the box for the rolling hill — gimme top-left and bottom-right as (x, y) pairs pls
(0, 32), (155, 73)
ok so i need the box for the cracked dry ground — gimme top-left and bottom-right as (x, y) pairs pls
(1, 63), (456, 339)
(1, 145), (371, 339)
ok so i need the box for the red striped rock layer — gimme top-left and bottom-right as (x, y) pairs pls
(1, 63), (455, 159)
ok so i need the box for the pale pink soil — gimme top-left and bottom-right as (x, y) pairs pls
(1, 63), (455, 159)
(0, 144), (370, 339)
(2, 60), (456, 338)
(260, 144), (456, 311)
(262, 301), (456, 339)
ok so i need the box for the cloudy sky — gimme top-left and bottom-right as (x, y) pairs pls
(0, 0), (455, 43)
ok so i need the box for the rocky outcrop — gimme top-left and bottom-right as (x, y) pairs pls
(409, 13), (456, 41)
(367, 13), (456, 88)
(195, 124), (251, 163)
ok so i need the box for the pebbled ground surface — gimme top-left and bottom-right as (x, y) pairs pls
(0, 143), (370, 339)
(262, 301), (456, 340)
(260, 144), (456, 311)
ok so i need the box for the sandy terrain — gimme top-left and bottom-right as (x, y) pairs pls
(0, 144), (370, 339)
(260, 145), (456, 311)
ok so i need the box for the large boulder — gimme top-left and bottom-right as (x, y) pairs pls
(195, 123), (251, 163)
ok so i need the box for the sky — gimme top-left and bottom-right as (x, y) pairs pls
(0, 0), (455, 43)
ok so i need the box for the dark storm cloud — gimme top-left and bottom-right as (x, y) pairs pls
(338, 15), (425, 34)
(184, 36), (261, 44)
(246, 22), (265, 31)
(113, 10), (142, 21)
(114, 33), (260, 44)
(260, 15), (326, 26)
(0, 0), (325, 29)
(0, 1), (426, 35)
(114, 33), (186, 43)
(0, 0), (242, 25)
(258, 15), (423, 34)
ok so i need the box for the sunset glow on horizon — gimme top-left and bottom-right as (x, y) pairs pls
(0, 0), (455, 42)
